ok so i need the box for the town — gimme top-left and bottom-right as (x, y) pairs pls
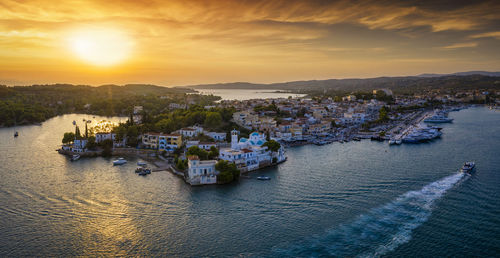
(58, 88), (498, 185)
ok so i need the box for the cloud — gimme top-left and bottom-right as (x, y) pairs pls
(470, 31), (500, 39)
(442, 42), (478, 49)
(0, 0), (499, 85)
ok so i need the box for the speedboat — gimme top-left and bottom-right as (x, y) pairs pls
(460, 162), (475, 173)
(257, 176), (271, 180)
(113, 158), (127, 165)
(71, 154), (81, 161)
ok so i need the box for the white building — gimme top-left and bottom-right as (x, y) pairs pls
(186, 141), (217, 151)
(205, 131), (227, 141)
(219, 130), (286, 172)
(95, 132), (115, 143)
(186, 156), (218, 185)
(179, 126), (204, 138)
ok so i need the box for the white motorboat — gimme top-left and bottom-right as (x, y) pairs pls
(137, 161), (147, 166)
(460, 161), (475, 173)
(71, 154), (81, 161)
(257, 176), (271, 180)
(113, 158), (127, 165)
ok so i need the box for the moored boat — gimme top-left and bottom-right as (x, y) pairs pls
(113, 157), (127, 165)
(71, 154), (81, 161)
(137, 161), (147, 166)
(14, 131), (18, 137)
(257, 176), (271, 180)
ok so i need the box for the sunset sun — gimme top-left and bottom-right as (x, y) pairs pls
(68, 28), (133, 66)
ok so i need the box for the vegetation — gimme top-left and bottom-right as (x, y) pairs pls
(215, 160), (240, 184)
(377, 106), (389, 122)
(0, 84), (216, 127)
(262, 140), (281, 152)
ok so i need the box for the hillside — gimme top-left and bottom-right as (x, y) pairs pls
(181, 74), (500, 94)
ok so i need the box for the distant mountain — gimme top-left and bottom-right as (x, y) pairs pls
(418, 71), (500, 77)
(179, 74), (500, 93)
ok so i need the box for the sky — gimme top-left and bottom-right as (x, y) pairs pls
(1, 0), (499, 86)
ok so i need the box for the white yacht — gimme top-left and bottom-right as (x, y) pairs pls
(113, 158), (127, 165)
(460, 162), (475, 173)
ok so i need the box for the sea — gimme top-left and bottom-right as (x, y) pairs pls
(0, 107), (499, 257)
(195, 88), (306, 100)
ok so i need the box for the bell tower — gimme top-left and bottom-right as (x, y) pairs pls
(231, 129), (239, 150)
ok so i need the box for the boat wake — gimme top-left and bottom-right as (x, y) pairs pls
(274, 173), (468, 257)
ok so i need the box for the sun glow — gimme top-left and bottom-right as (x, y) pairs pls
(69, 28), (133, 66)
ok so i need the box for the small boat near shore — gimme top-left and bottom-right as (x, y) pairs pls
(460, 161), (475, 173)
(257, 176), (271, 180)
(113, 157), (127, 165)
(14, 131), (18, 137)
(71, 154), (81, 161)
(138, 168), (151, 176)
(137, 161), (147, 166)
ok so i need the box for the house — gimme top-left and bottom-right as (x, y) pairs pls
(186, 141), (217, 151)
(142, 132), (182, 151)
(179, 126), (203, 138)
(205, 131), (226, 141)
(95, 132), (115, 143)
(186, 156), (218, 185)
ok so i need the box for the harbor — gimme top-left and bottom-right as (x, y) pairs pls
(1, 107), (499, 256)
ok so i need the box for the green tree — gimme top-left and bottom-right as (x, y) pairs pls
(208, 146), (219, 159)
(62, 132), (75, 144)
(204, 112), (222, 130)
(262, 140), (281, 152)
(378, 106), (389, 122)
(156, 118), (175, 133)
(186, 146), (209, 160)
(215, 160), (240, 184)
(101, 139), (113, 156)
(75, 125), (81, 139)
(126, 125), (139, 146)
(86, 135), (97, 150)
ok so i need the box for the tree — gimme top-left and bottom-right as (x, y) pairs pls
(186, 146), (209, 160)
(86, 135), (97, 150)
(155, 118), (175, 133)
(62, 132), (75, 144)
(126, 125), (139, 146)
(215, 160), (240, 184)
(113, 125), (127, 142)
(204, 112), (222, 130)
(378, 106), (389, 122)
(101, 139), (113, 156)
(331, 120), (337, 128)
(262, 140), (281, 152)
(176, 159), (187, 170)
(208, 146), (219, 159)
(75, 125), (81, 139)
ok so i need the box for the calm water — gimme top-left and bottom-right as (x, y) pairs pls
(0, 108), (499, 257)
(196, 89), (306, 100)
